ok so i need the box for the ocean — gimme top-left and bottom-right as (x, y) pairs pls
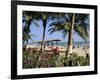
(27, 41), (90, 48)
(53, 41), (90, 47)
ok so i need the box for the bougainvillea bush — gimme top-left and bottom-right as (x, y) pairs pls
(23, 48), (90, 68)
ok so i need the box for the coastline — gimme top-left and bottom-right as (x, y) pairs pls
(25, 44), (90, 57)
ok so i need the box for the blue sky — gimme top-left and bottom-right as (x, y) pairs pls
(28, 20), (86, 43)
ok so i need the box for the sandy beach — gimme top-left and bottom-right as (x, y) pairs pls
(26, 45), (89, 57)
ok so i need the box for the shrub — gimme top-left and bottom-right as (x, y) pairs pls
(23, 49), (90, 68)
(78, 54), (90, 66)
(63, 52), (90, 66)
(23, 49), (40, 68)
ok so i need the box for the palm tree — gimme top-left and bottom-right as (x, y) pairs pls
(23, 11), (62, 52)
(23, 12), (48, 52)
(23, 15), (31, 44)
(49, 13), (89, 57)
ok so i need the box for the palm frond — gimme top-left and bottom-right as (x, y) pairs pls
(49, 20), (64, 27)
(75, 14), (89, 30)
(74, 24), (89, 40)
(65, 13), (73, 22)
(23, 11), (41, 20)
(48, 23), (66, 35)
(48, 27), (56, 35)
(64, 22), (71, 30)
(32, 20), (40, 27)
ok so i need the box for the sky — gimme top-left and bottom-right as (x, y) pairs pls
(28, 20), (87, 43)
(23, 11), (90, 43)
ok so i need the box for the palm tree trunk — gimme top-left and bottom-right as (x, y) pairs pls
(41, 28), (46, 52)
(66, 13), (75, 57)
(41, 19), (47, 52)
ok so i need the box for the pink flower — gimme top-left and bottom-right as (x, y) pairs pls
(51, 47), (59, 55)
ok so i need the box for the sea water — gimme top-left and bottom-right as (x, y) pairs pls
(53, 41), (90, 47)
(27, 41), (89, 48)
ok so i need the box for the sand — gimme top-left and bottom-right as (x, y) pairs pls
(46, 46), (89, 57)
(26, 45), (89, 57)
(72, 47), (89, 57)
